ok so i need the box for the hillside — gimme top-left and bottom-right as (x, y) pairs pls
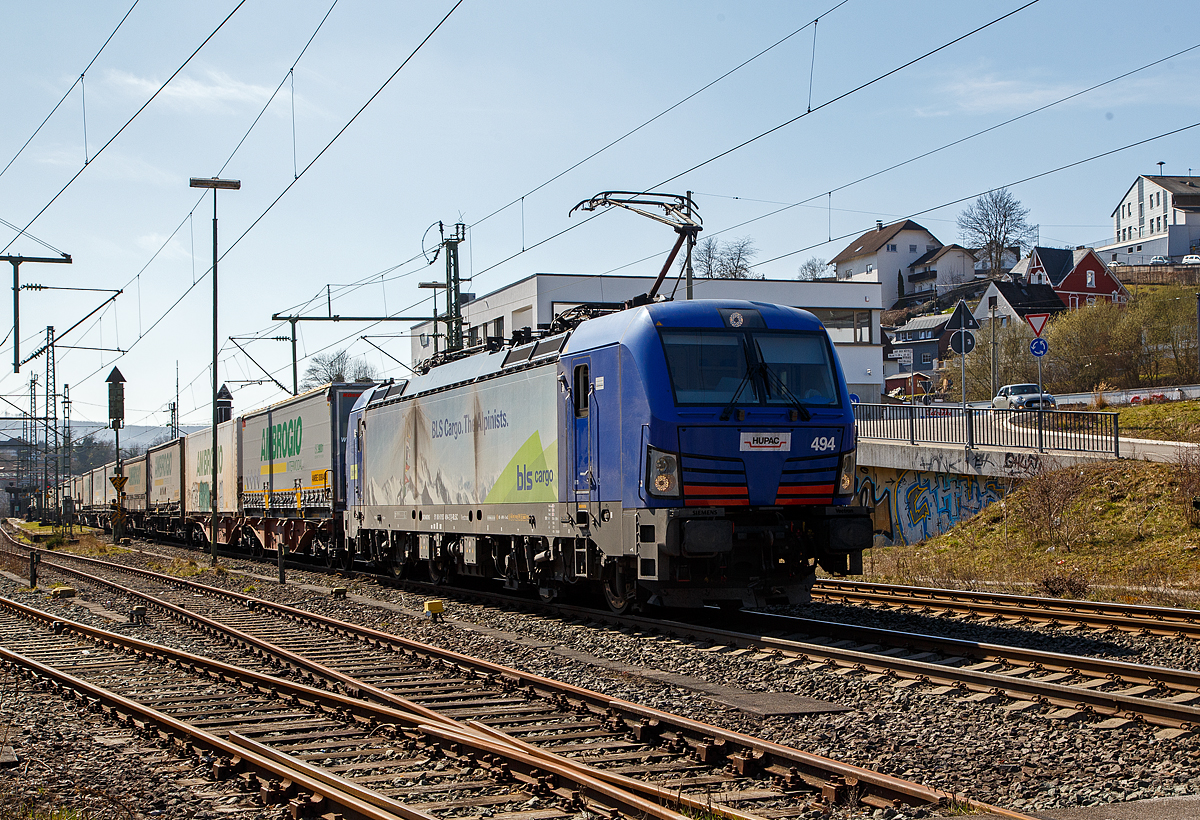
(861, 459), (1200, 606)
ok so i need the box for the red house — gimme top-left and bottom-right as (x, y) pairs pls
(1016, 246), (1130, 309)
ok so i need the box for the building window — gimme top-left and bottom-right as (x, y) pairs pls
(909, 245), (917, 253)
(1086, 296), (1096, 306)
(886, 244), (897, 252)
(866, 264), (873, 272)
(1137, 245), (1142, 251)
(1087, 270), (1095, 287)
(811, 308), (872, 344)
(921, 352), (932, 365)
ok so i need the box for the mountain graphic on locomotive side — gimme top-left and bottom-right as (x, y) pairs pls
(61, 298), (870, 612)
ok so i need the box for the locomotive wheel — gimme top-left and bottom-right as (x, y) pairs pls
(428, 556), (451, 585)
(602, 560), (637, 614)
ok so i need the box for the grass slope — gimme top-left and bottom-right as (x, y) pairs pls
(863, 460), (1200, 605)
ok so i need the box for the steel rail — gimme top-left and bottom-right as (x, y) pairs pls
(0, 624), (436, 820)
(577, 608), (1200, 730)
(8, 541), (1030, 817)
(0, 597), (696, 820)
(812, 578), (1200, 638)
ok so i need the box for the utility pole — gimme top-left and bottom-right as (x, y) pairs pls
(2, 253), (72, 373)
(27, 374), (37, 518)
(441, 222), (466, 352)
(44, 327), (58, 523)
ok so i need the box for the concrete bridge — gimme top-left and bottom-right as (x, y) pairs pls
(852, 402), (1193, 546)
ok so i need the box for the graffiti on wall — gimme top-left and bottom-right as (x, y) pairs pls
(856, 466), (1009, 545)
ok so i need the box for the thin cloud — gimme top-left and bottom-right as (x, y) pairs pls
(918, 67), (1200, 117)
(106, 68), (274, 112)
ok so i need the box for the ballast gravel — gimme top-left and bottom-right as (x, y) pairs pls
(9, 537), (1200, 819)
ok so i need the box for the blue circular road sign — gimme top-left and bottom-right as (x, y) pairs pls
(849, 393), (860, 404)
(1029, 338), (1048, 357)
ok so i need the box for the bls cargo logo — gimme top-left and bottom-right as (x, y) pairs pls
(740, 432), (792, 451)
(516, 464), (555, 491)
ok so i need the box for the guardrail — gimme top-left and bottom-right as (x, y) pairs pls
(853, 403), (1120, 456)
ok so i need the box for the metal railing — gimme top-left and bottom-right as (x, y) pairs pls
(853, 403), (1120, 457)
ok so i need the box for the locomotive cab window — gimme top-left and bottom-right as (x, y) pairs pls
(660, 328), (840, 408)
(660, 332), (751, 404)
(573, 364), (589, 417)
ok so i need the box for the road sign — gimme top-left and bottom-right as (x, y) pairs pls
(946, 300), (980, 331)
(1029, 338), (1048, 357)
(1025, 312), (1051, 337)
(950, 330), (976, 355)
(888, 348), (913, 364)
(848, 393), (860, 404)
(109, 475), (128, 492)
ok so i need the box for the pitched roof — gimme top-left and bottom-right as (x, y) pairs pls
(908, 244), (976, 269)
(1029, 247), (1075, 286)
(992, 280), (1066, 317)
(1111, 176), (1200, 216)
(894, 313), (953, 333)
(830, 220), (934, 264)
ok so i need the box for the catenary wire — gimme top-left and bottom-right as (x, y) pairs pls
(0, 0), (141, 185)
(0, 1), (249, 257)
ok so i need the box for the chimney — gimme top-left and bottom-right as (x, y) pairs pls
(876, 220), (884, 231)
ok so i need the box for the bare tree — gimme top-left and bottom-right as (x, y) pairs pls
(301, 349), (378, 389)
(797, 257), (829, 280)
(690, 236), (763, 279)
(957, 188), (1037, 277)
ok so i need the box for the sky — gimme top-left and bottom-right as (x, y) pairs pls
(2, 0), (1198, 444)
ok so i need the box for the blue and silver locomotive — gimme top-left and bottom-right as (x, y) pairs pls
(345, 298), (870, 611)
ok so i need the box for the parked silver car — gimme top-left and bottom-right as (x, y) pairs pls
(992, 383), (1056, 410)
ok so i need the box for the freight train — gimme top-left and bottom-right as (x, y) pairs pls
(56, 298), (870, 611)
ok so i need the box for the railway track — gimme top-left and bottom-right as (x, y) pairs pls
(0, 595), (716, 820)
(2, 535), (1032, 819)
(16, 533), (1200, 735)
(811, 578), (1200, 639)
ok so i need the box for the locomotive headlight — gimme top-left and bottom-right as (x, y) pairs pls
(836, 450), (856, 496)
(646, 447), (681, 497)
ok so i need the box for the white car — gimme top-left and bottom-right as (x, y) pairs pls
(1182, 254), (1200, 266)
(992, 383), (1056, 410)
(1150, 256), (1169, 265)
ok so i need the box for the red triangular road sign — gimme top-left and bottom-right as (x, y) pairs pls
(1025, 313), (1050, 337)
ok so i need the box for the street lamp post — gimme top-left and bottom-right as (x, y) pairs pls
(189, 177), (240, 564)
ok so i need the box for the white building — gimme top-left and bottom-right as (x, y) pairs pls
(1096, 175), (1200, 264)
(409, 273), (885, 402)
(830, 219), (944, 308)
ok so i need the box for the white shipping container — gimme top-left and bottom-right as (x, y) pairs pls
(240, 388), (335, 513)
(148, 439), (184, 507)
(124, 454), (148, 511)
(185, 421), (238, 514)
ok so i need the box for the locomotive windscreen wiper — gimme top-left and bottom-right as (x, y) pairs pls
(718, 367), (757, 421)
(758, 362), (811, 420)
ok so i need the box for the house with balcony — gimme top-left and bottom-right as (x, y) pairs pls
(903, 244), (977, 302)
(1095, 175), (1200, 264)
(831, 220), (943, 309)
